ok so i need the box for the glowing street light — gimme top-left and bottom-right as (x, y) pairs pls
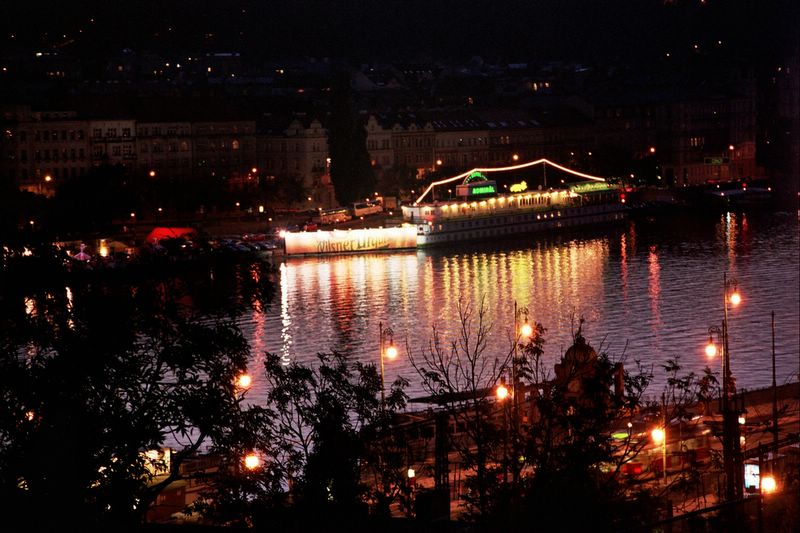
(729, 290), (741, 307)
(705, 340), (717, 358)
(496, 382), (509, 401)
(236, 373), (252, 390)
(244, 453), (261, 470)
(651, 427), (665, 444)
(760, 474), (777, 494)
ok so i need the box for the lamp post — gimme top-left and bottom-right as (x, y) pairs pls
(379, 322), (397, 404)
(510, 302), (532, 487)
(706, 274), (743, 501)
(651, 429), (666, 483)
(512, 302), (533, 426)
(497, 378), (510, 484)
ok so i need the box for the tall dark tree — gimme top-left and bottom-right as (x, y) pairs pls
(327, 71), (375, 206)
(0, 280), (262, 529)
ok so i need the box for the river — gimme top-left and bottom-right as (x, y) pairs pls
(239, 209), (799, 401)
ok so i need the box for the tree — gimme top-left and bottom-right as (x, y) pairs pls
(193, 351), (409, 527)
(407, 297), (512, 519)
(507, 325), (659, 532)
(407, 304), (663, 529)
(0, 280), (261, 529)
(327, 71), (375, 206)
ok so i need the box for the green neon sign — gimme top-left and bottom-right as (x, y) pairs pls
(465, 172), (488, 184)
(570, 181), (612, 193)
(471, 185), (496, 195)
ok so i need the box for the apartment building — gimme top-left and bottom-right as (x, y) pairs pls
(89, 119), (137, 169)
(136, 121), (193, 178)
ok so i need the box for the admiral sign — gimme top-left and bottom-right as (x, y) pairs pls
(284, 226), (418, 255)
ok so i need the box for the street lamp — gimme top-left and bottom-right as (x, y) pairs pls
(512, 302), (532, 395)
(235, 373), (252, 390)
(496, 382), (509, 401)
(760, 474), (777, 494)
(652, 393), (668, 483)
(709, 274), (743, 501)
(651, 426), (667, 482)
(244, 452), (261, 470)
(379, 322), (397, 404)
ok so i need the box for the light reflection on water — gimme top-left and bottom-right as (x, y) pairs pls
(241, 211), (799, 400)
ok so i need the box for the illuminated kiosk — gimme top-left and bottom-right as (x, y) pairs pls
(401, 159), (628, 247)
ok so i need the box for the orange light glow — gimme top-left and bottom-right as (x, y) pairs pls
(761, 475), (777, 493)
(496, 384), (509, 401)
(651, 427), (665, 444)
(244, 453), (261, 470)
(705, 343), (717, 358)
(520, 323), (533, 338)
(385, 344), (398, 359)
(729, 292), (741, 306)
(149, 170), (156, 177)
(236, 374), (252, 389)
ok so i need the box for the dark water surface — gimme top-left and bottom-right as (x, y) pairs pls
(240, 210), (799, 400)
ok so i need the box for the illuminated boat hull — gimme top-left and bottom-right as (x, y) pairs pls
(402, 189), (628, 247)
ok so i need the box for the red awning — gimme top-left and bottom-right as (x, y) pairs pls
(145, 227), (197, 244)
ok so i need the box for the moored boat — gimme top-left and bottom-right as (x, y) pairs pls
(401, 159), (628, 247)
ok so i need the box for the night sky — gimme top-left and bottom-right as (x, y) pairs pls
(2, 1), (795, 64)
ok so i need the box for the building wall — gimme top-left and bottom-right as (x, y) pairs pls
(191, 120), (256, 182)
(89, 119), (137, 169)
(0, 109), (91, 195)
(365, 116), (394, 169)
(136, 121), (193, 178)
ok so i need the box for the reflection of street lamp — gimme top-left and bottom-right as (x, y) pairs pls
(379, 322), (397, 404)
